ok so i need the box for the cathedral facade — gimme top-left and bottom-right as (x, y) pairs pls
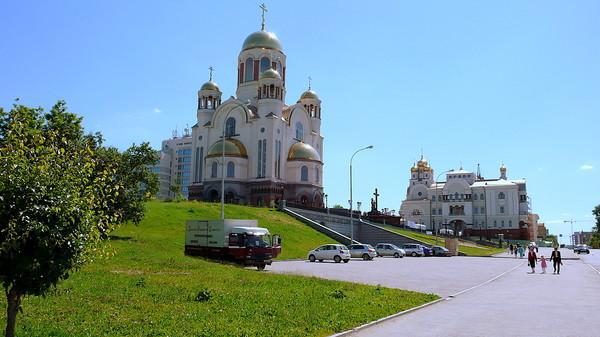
(187, 18), (324, 207)
(400, 157), (531, 239)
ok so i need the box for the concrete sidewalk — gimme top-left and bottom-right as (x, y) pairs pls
(347, 259), (600, 337)
(493, 247), (579, 260)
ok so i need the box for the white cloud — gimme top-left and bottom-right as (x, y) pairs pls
(580, 164), (593, 171)
(153, 107), (162, 114)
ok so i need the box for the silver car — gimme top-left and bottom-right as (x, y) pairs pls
(402, 243), (425, 257)
(375, 243), (406, 258)
(308, 244), (351, 263)
(347, 244), (378, 260)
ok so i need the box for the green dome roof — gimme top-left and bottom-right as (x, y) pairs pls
(300, 90), (319, 100)
(242, 31), (283, 51)
(288, 142), (321, 162)
(206, 139), (248, 158)
(260, 68), (281, 80)
(201, 81), (220, 91)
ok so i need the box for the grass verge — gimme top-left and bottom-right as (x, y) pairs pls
(0, 201), (438, 337)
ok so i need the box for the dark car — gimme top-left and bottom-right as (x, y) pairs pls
(574, 244), (590, 254)
(422, 246), (432, 256)
(431, 246), (451, 256)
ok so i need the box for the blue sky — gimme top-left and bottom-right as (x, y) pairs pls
(1, 1), (599, 242)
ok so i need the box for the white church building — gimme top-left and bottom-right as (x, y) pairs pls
(187, 10), (324, 207)
(399, 157), (532, 240)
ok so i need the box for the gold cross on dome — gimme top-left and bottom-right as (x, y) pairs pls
(208, 66), (214, 81)
(260, 3), (268, 30)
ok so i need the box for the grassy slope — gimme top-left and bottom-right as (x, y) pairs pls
(2, 201), (438, 337)
(379, 225), (505, 256)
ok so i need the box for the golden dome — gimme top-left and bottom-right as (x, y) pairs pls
(260, 68), (281, 80)
(201, 80), (220, 91)
(287, 142), (321, 162)
(206, 139), (248, 158)
(242, 31), (283, 52)
(300, 90), (319, 100)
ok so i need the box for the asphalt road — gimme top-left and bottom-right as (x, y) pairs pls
(270, 256), (523, 297)
(270, 248), (600, 336)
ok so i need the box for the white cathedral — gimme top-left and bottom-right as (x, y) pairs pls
(187, 11), (324, 207)
(399, 157), (531, 239)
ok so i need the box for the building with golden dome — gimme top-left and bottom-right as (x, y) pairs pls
(400, 158), (534, 240)
(178, 8), (324, 206)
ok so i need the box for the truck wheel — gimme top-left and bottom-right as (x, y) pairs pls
(334, 255), (341, 263)
(411, 252), (417, 257)
(362, 254), (370, 261)
(394, 252), (400, 258)
(309, 255), (316, 262)
(257, 263), (266, 271)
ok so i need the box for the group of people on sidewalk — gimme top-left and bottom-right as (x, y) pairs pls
(508, 244), (563, 274)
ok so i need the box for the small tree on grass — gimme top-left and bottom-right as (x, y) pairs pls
(589, 205), (600, 248)
(0, 101), (158, 337)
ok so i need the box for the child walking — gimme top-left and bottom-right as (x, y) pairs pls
(539, 255), (547, 274)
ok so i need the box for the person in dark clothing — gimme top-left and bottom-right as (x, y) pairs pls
(509, 244), (514, 255)
(550, 247), (563, 274)
(528, 247), (537, 273)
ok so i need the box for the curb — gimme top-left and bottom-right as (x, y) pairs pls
(328, 297), (445, 337)
(329, 262), (523, 337)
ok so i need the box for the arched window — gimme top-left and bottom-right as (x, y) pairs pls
(244, 58), (254, 82)
(432, 195), (436, 202)
(225, 117), (236, 137)
(480, 193), (484, 200)
(474, 194), (478, 200)
(277, 60), (282, 72)
(295, 122), (304, 141)
(300, 166), (308, 182)
(211, 162), (218, 178)
(260, 57), (271, 74)
(315, 167), (319, 183)
(454, 192), (459, 200)
(498, 192), (505, 199)
(227, 162), (235, 177)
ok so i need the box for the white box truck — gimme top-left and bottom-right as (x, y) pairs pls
(185, 219), (281, 270)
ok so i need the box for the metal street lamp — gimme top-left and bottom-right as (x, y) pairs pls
(349, 145), (374, 244)
(220, 101), (250, 220)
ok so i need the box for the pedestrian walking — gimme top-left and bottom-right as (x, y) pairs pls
(514, 245), (518, 258)
(528, 247), (537, 273)
(509, 244), (514, 256)
(550, 247), (563, 274)
(539, 255), (547, 274)
(518, 245), (525, 259)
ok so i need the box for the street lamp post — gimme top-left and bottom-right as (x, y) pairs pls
(349, 145), (374, 244)
(220, 101), (249, 220)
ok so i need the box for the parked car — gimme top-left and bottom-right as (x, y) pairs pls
(574, 244), (590, 254)
(402, 243), (425, 257)
(375, 243), (406, 258)
(308, 244), (351, 263)
(422, 246), (432, 256)
(347, 244), (378, 260)
(431, 246), (451, 256)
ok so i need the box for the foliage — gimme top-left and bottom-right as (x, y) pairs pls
(0, 201), (438, 337)
(0, 101), (157, 337)
(589, 205), (600, 248)
(332, 204), (345, 209)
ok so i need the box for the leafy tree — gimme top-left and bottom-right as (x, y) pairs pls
(0, 101), (158, 337)
(589, 205), (600, 248)
(332, 204), (345, 209)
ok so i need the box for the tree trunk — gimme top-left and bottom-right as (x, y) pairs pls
(5, 288), (21, 337)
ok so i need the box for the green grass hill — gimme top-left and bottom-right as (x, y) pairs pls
(1, 201), (437, 337)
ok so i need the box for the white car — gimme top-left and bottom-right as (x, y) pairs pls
(308, 244), (351, 263)
(375, 243), (406, 258)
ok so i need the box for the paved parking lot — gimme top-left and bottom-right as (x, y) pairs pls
(270, 255), (523, 297)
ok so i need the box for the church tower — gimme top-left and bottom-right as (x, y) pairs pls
(197, 67), (221, 126)
(236, 4), (286, 106)
(298, 77), (322, 135)
(500, 163), (507, 180)
(407, 155), (434, 200)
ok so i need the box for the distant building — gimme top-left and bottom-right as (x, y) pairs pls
(400, 156), (534, 240)
(151, 131), (193, 199)
(537, 223), (548, 240)
(572, 231), (593, 245)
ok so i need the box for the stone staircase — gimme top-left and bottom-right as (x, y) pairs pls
(283, 206), (430, 247)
